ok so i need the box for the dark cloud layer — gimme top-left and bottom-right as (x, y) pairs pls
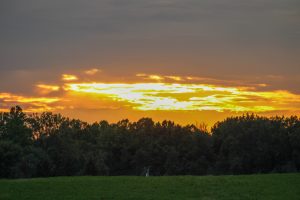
(0, 0), (299, 78)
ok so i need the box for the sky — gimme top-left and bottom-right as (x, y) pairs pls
(0, 0), (299, 126)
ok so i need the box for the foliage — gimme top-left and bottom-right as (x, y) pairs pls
(0, 107), (300, 178)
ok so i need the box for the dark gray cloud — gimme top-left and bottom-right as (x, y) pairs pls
(0, 0), (299, 78)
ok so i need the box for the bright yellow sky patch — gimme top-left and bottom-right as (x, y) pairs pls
(64, 82), (300, 112)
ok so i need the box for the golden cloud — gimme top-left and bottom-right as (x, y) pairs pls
(62, 74), (78, 81)
(36, 84), (60, 94)
(136, 74), (164, 81)
(85, 68), (100, 75)
(64, 82), (300, 112)
(0, 92), (61, 112)
(165, 76), (183, 81)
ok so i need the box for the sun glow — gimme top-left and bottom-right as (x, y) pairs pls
(64, 82), (300, 112)
(1, 71), (300, 124)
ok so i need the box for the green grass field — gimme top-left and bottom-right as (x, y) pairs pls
(0, 173), (299, 200)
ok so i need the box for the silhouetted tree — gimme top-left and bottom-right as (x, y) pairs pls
(0, 107), (299, 178)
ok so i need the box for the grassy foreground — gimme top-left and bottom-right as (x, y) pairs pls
(0, 173), (299, 200)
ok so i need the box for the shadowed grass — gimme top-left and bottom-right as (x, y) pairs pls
(0, 173), (299, 200)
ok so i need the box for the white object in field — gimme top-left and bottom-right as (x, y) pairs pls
(146, 167), (150, 177)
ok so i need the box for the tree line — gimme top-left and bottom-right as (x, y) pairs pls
(0, 106), (299, 178)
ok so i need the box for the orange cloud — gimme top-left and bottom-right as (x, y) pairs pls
(36, 84), (60, 94)
(136, 73), (147, 77)
(0, 92), (61, 112)
(165, 76), (183, 81)
(137, 74), (222, 83)
(62, 74), (78, 81)
(136, 73), (164, 81)
(85, 68), (100, 75)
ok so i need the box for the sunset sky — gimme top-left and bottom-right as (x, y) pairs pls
(0, 0), (299, 126)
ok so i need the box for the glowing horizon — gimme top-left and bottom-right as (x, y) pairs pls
(64, 82), (300, 112)
(1, 70), (300, 119)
